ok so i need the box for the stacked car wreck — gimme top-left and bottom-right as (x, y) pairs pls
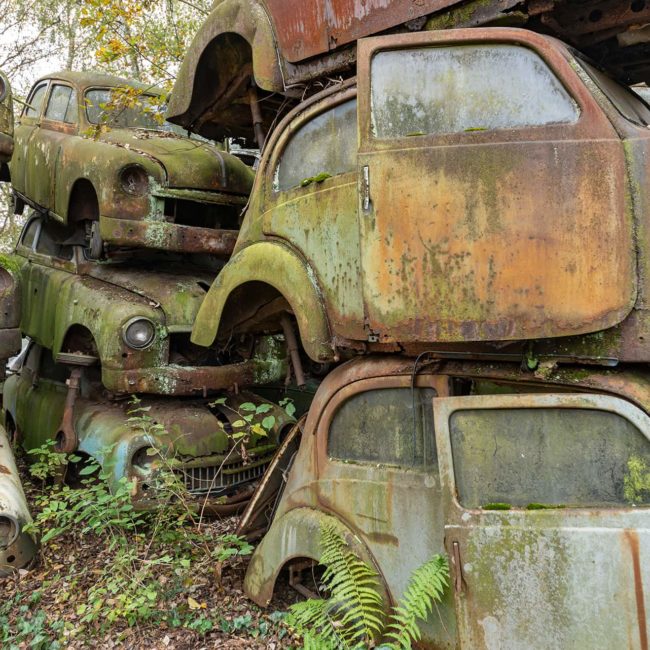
(0, 70), (297, 523)
(163, 1), (650, 648)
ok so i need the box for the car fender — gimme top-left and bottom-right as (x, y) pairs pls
(167, 0), (284, 128)
(0, 424), (38, 575)
(243, 507), (387, 607)
(191, 241), (334, 361)
(55, 138), (165, 223)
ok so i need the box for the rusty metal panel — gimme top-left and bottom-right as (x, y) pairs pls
(0, 425), (38, 575)
(435, 393), (650, 649)
(356, 29), (634, 343)
(264, 0), (461, 63)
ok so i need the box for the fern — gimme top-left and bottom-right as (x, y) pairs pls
(287, 524), (448, 650)
(383, 555), (449, 649)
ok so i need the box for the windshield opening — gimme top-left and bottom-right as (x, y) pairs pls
(85, 87), (186, 134)
(573, 54), (650, 127)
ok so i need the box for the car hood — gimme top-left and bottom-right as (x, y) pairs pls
(100, 128), (255, 194)
(86, 265), (215, 329)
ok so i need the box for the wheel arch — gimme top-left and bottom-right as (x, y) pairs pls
(191, 241), (334, 362)
(66, 177), (99, 223)
(243, 507), (387, 607)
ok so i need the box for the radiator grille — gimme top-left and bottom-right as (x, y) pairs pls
(176, 459), (270, 495)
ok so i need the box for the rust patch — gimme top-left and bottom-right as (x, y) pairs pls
(624, 529), (648, 650)
(0, 464), (10, 475)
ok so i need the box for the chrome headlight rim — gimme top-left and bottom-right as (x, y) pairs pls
(122, 316), (156, 350)
(131, 445), (163, 473)
(118, 163), (149, 196)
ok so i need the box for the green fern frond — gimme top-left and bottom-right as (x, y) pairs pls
(319, 523), (385, 646)
(383, 554), (449, 649)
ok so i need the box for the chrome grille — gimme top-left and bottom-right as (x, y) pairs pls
(176, 459), (270, 496)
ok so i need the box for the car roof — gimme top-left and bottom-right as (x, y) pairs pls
(33, 70), (164, 97)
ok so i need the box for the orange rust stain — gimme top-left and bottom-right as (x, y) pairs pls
(624, 529), (648, 650)
(0, 464), (10, 475)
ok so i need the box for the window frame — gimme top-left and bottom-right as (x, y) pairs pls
(315, 373), (448, 475)
(434, 392), (650, 514)
(22, 81), (50, 120)
(43, 83), (78, 126)
(356, 29), (614, 155)
(16, 215), (79, 272)
(368, 43), (580, 141)
(262, 82), (357, 202)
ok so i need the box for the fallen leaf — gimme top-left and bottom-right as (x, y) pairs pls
(188, 596), (201, 610)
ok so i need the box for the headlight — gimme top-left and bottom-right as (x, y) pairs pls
(132, 446), (161, 471)
(119, 164), (149, 196)
(0, 74), (6, 104)
(122, 317), (156, 349)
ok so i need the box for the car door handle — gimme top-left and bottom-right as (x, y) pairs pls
(362, 165), (371, 212)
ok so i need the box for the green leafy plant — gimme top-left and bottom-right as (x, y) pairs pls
(286, 523), (449, 649)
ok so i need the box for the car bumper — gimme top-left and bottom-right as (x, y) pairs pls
(102, 361), (269, 395)
(100, 216), (239, 257)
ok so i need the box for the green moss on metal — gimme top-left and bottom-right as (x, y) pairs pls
(624, 454), (650, 504)
(482, 502), (511, 510)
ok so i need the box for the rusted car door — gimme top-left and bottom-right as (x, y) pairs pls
(260, 85), (366, 339)
(434, 393), (650, 649)
(356, 29), (633, 344)
(313, 375), (457, 647)
(11, 80), (49, 197)
(26, 82), (78, 211)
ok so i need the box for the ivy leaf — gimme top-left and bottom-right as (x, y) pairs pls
(262, 415), (276, 430)
(239, 402), (256, 412)
(79, 464), (100, 476)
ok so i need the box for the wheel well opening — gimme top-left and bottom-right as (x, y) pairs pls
(61, 325), (99, 358)
(217, 281), (290, 341)
(68, 179), (99, 222)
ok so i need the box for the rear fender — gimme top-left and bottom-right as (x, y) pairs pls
(243, 507), (387, 607)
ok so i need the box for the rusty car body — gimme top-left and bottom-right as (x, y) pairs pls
(3, 341), (295, 511)
(0, 70), (13, 171)
(168, 0), (650, 143)
(0, 424), (38, 574)
(12, 213), (288, 396)
(190, 28), (650, 366)
(241, 355), (650, 649)
(9, 71), (254, 258)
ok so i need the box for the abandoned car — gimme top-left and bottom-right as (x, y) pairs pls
(240, 356), (650, 649)
(8, 71), (254, 258)
(190, 27), (650, 369)
(0, 69), (12, 170)
(168, 0), (650, 146)
(3, 341), (295, 511)
(11, 213), (288, 396)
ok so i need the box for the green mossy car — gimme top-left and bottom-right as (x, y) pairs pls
(8, 71), (254, 258)
(10, 213), (287, 397)
(3, 341), (295, 511)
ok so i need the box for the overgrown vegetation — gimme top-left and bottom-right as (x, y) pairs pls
(286, 523), (449, 649)
(0, 404), (294, 648)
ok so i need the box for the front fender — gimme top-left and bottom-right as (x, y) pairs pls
(191, 241), (333, 361)
(167, 0), (284, 127)
(244, 507), (385, 607)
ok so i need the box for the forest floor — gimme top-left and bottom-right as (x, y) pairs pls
(0, 454), (301, 649)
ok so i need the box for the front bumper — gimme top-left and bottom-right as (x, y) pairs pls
(102, 361), (262, 395)
(100, 216), (238, 257)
